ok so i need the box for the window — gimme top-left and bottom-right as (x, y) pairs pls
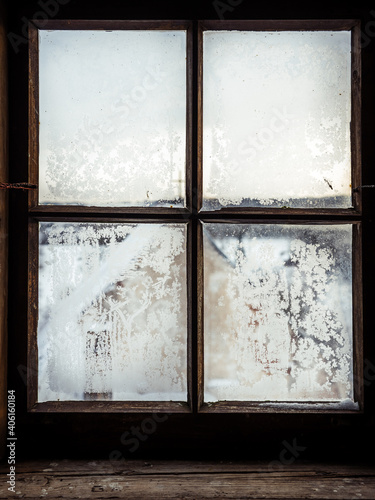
(28, 20), (194, 413)
(27, 19), (363, 414)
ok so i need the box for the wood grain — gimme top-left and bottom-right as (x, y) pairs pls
(351, 21), (362, 214)
(197, 22), (203, 212)
(31, 20), (192, 30)
(0, 460), (374, 499)
(197, 221), (204, 410)
(29, 400), (191, 413)
(27, 220), (38, 411)
(28, 23), (38, 210)
(199, 20), (360, 31)
(352, 223), (364, 409)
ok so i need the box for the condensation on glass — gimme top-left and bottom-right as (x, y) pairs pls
(203, 223), (354, 406)
(38, 222), (187, 401)
(38, 30), (187, 207)
(202, 31), (352, 210)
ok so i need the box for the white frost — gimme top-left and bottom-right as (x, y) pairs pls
(204, 223), (354, 406)
(38, 222), (187, 402)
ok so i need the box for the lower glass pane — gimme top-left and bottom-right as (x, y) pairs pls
(38, 222), (187, 402)
(203, 223), (354, 405)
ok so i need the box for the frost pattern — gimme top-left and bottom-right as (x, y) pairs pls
(202, 31), (352, 209)
(39, 30), (186, 206)
(203, 223), (353, 403)
(38, 223), (187, 401)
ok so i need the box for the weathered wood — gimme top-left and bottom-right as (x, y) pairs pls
(29, 205), (193, 216)
(28, 22), (39, 210)
(0, 182), (36, 190)
(197, 22), (203, 212)
(0, 0), (8, 461)
(199, 401), (361, 414)
(199, 218), (361, 226)
(199, 19), (360, 31)
(187, 221), (194, 410)
(199, 208), (362, 218)
(29, 400), (191, 413)
(2, 459), (375, 475)
(352, 223), (364, 409)
(197, 222), (204, 410)
(31, 19), (192, 30)
(26, 220), (38, 411)
(185, 23), (194, 213)
(29, 215), (192, 224)
(0, 460), (374, 499)
(351, 21), (362, 214)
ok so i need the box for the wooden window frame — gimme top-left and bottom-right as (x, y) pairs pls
(198, 219), (363, 413)
(28, 19), (194, 215)
(27, 19), (194, 413)
(197, 19), (362, 216)
(27, 19), (363, 415)
(196, 19), (363, 413)
(27, 217), (194, 414)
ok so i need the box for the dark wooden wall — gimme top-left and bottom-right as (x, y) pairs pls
(0, 0), (8, 461)
(4, 0), (375, 462)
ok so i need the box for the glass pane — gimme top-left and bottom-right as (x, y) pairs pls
(39, 30), (186, 207)
(203, 223), (354, 406)
(202, 31), (352, 209)
(38, 222), (187, 401)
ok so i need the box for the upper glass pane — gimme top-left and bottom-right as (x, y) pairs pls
(39, 30), (187, 207)
(202, 31), (352, 210)
(38, 222), (188, 401)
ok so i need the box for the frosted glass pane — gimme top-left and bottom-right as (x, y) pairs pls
(39, 30), (186, 207)
(204, 223), (353, 404)
(203, 31), (352, 209)
(38, 222), (187, 401)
